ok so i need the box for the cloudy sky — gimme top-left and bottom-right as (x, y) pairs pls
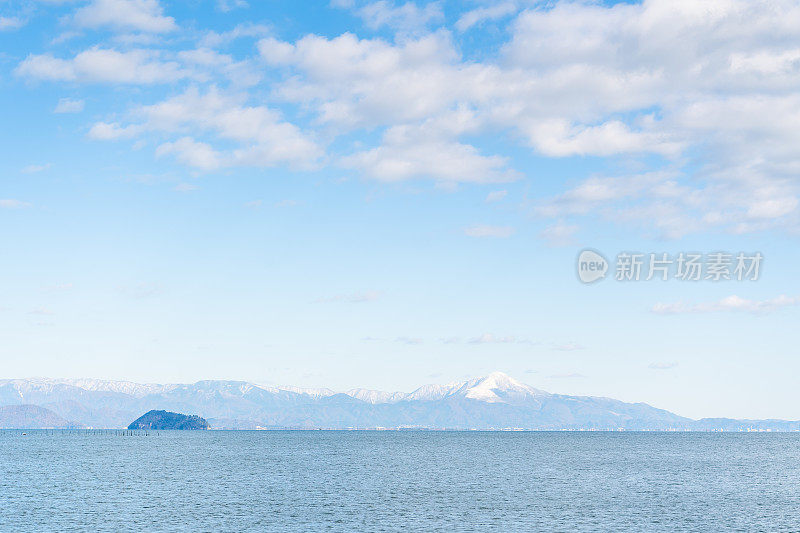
(1, 0), (799, 419)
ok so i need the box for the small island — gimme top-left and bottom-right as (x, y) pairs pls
(127, 410), (209, 430)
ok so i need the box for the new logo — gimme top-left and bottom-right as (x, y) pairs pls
(577, 249), (608, 283)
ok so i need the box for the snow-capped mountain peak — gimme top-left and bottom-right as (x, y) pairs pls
(461, 372), (547, 403)
(0, 372), (547, 408)
(398, 372), (548, 404)
(0, 373), (703, 430)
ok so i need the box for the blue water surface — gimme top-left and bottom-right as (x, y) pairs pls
(1, 431), (799, 532)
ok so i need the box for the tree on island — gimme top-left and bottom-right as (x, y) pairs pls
(127, 410), (209, 430)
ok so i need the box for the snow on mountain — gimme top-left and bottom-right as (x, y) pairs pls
(0, 378), (170, 398)
(0, 372), (719, 430)
(346, 388), (407, 404)
(1, 372), (548, 405)
(264, 385), (337, 399)
(399, 372), (548, 404)
(461, 372), (548, 403)
(405, 382), (464, 401)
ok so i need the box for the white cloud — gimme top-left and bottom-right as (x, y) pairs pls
(0, 16), (24, 31)
(536, 171), (715, 239)
(652, 295), (800, 315)
(505, 0), (800, 233)
(649, 362), (678, 370)
(216, 0), (248, 12)
(455, 2), (517, 32)
(746, 197), (798, 219)
(524, 119), (682, 158)
(356, 1), (443, 33)
(200, 23), (270, 48)
(468, 333), (521, 344)
(73, 0), (176, 33)
(54, 98), (85, 113)
(0, 199), (32, 209)
(87, 122), (142, 140)
(87, 87), (321, 170)
(464, 224), (514, 238)
(138, 87), (321, 168)
(156, 137), (223, 171)
(17, 0), (800, 236)
(539, 223), (578, 247)
(21, 163), (51, 173)
(485, 190), (507, 203)
(343, 134), (517, 184)
(173, 182), (197, 192)
(17, 48), (187, 83)
(250, 1), (800, 231)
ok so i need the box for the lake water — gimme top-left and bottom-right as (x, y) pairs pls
(1, 431), (799, 532)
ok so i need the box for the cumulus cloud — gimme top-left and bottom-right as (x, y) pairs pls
(72, 0), (177, 33)
(16, 0), (800, 236)
(141, 88), (320, 168)
(17, 48), (186, 84)
(258, 32), (472, 128)
(88, 87), (321, 169)
(652, 295), (800, 315)
(256, 1), (800, 232)
(343, 135), (517, 183)
(156, 137), (223, 170)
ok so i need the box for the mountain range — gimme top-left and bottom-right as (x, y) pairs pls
(0, 372), (797, 431)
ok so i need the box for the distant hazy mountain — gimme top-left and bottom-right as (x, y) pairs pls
(0, 404), (82, 429)
(0, 372), (797, 431)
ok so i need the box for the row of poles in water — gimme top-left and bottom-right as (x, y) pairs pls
(15, 429), (161, 436)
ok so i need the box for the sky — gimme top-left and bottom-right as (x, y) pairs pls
(1, 0), (799, 420)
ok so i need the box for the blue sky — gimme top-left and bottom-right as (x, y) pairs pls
(1, 0), (799, 419)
